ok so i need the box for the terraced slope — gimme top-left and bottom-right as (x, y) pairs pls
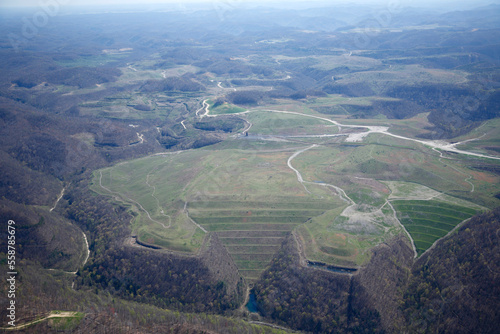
(92, 145), (346, 283)
(188, 198), (333, 282)
(391, 200), (481, 255)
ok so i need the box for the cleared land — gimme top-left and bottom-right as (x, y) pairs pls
(1, 311), (84, 331)
(93, 107), (499, 279)
(206, 99), (247, 115)
(391, 199), (481, 255)
(92, 131), (345, 282)
(189, 199), (334, 281)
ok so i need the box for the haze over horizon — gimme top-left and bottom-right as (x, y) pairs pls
(1, 0), (500, 10)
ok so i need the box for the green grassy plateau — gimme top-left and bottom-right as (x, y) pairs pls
(92, 107), (498, 280)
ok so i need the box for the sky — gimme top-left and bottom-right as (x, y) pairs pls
(1, 0), (499, 10)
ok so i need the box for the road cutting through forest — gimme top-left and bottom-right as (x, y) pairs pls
(50, 185), (67, 212)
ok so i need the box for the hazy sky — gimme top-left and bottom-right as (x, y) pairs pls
(0, 0), (395, 6)
(1, 0), (499, 9)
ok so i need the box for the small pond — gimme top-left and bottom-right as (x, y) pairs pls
(246, 292), (258, 313)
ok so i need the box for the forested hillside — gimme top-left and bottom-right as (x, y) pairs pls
(253, 210), (500, 333)
(403, 208), (500, 333)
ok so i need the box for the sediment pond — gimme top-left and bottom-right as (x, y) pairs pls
(307, 260), (357, 274)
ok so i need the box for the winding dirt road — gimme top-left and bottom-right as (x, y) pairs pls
(50, 185), (67, 212)
(196, 99), (210, 118)
(286, 145), (317, 193)
(97, 105), (498, 265)
(1, 311), (82, 331)
(99, 171), (169, 229)
(255, 108), (497, 259)
(146, 165), (172, 228)
(81, 231), (90, 267)
(262, 109), (500, 160)
(184, 202), (208, 233)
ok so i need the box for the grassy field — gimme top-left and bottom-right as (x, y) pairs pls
(282, 136), (495, 262)
(54, 52), (129, 67)
(92, 108), (500, 279)
(391, 199), (482, 255)
(28, 36), (499, 282)
(188, 198), (336, 281)
(207, 100), (247, 115)
(310, 55), (382, 71)
(337, 64), (468, 94)
(92, 141), (344, 282)
(246, 110), (337, 136)
(450, 118), (500, 156)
